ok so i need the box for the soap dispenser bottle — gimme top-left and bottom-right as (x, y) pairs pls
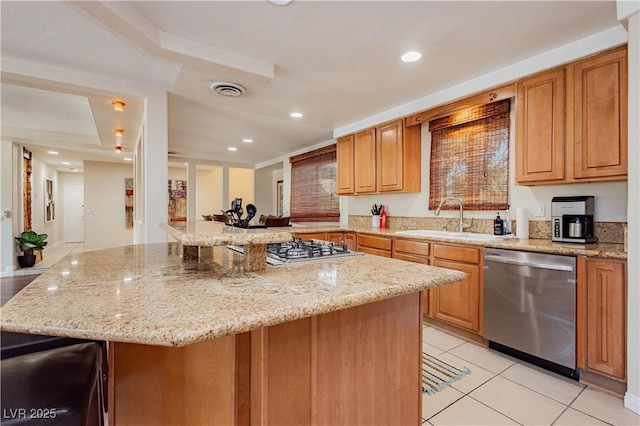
(494, 212), (504, 235)
(380, 205), (387, 229)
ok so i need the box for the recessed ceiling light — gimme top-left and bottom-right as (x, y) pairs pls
(269, 0), (293, 5)
(290, 112), (303, 118)
(115, 129), (124, 137)
(112, 101), (126, 111)
(124, 158), (133, 162)
(401, 51), (422, 63)
(48, 150), (59, 155)
(69, 168), (78, 172)
(62, 161), (71, 165)
(115, 146), (123, 153)
(242, 138), (253, 143)
(228, 147), (238, 151)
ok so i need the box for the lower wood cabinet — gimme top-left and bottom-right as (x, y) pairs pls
(357, 234), (392, 257)
(392, 238), (430, 315)
(429, 244), (482, 334)
(293, 232), (328, 241)
(577, 257), (626, 381)
(292, 231), (356, 251)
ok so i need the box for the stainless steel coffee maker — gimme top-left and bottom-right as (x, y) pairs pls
(551, 196), (597, 243)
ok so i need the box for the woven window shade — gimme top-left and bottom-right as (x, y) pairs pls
(429, 99), (510, 211)
(289, 145), (340, 222)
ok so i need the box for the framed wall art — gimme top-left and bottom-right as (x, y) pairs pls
(276, 180), (283, 216)
(44, 178), (55, 222)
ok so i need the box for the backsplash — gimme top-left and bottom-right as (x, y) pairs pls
(348, 216), (626, 244)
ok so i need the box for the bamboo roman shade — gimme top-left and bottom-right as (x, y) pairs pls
(289, 144), (340, 222)
(429, 99), (510, 211)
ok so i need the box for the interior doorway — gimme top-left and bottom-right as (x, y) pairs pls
(64, 183), (84, 243)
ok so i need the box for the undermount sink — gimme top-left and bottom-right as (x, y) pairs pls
(394, 229), (501, 242)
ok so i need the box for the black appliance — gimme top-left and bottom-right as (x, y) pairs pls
(551, 196), (597, 243)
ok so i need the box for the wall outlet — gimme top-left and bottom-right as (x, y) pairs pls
(533, 203), (545, 217)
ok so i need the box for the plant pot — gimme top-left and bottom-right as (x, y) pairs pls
(17, 254), (37, 268)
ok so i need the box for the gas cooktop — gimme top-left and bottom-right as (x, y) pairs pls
(229, 238), (364, 266)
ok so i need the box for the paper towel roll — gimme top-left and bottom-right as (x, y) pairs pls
(516, 208), (529, 239)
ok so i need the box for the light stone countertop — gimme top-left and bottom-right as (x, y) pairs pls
(161, 221), (294, 246)
(290, 226), (627, 260)
(0, 243), (465, 347)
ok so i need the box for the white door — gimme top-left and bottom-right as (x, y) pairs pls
(64, 183), (84, 243)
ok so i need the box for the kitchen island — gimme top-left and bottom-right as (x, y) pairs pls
(0, 242), (465, 425)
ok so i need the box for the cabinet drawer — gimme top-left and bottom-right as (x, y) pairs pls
(357, 234), (392, 251)
(359, 247), (392, 258)
(433, 244), (480, 264)
(393, 239), (430, 257)
(393, 253), (429, 264)
(293, 232), (327, 241)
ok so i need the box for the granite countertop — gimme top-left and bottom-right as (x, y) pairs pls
(0, 243), (465, 347)
(290, 226), (627, 260)
(161, 221), (294, 246)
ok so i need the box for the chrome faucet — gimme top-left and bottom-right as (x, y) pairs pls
(434, 196), (472, 233)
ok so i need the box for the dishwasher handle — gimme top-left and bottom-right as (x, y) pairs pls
(484, 253), (574, 272)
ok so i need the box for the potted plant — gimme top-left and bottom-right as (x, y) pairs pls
(15, 231), (48, 268)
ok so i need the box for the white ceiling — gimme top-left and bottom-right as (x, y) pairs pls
(0, 0), (622, 172)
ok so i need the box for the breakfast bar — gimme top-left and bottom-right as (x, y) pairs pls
(0, 228), (465, 425)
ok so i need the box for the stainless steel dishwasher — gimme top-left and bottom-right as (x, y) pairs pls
(483, 248), (578, 379)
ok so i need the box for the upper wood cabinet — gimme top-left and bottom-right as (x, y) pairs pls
(572, 47), (628, 180)
(336, 135), (355, 195)
(516, 46), (627, 185)
(354, 128), (377, 193)
(577, 257), (626, 381)
(516, 68), (566, 183)
(336, 119), (421, 195)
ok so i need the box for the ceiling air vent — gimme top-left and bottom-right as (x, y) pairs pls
(209, 81), (247, 97)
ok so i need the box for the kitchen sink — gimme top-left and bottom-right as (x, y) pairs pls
(394, 229), (501, 241)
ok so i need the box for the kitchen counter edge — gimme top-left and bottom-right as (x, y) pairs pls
(291, 226), (627, 260)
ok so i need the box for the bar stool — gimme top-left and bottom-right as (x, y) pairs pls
(1, 342), (104, 426)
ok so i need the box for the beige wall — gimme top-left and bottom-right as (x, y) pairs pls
(196, 167), (222, 218)
(229, 167), (254, 208)
(84, 160), (134, 250)
(30, 153), (62, 246)
(254, 167), (283, 217)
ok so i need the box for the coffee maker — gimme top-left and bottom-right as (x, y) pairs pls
(551, 196), (597, 243)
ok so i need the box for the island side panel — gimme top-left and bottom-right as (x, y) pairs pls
(108, 336), (238, 426)
(251, 318), (312, 425)
(314, 292), (422, 425)
(250, 292), (422, 425)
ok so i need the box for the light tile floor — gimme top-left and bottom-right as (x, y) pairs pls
(13, 243), (84, 276)
(422, 325), (640, 426)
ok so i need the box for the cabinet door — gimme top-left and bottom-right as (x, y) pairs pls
(326, 232), (344, 245)
(583, 259), (626, 380)
(391, 239), (430, 316)
(573, 47), (627, 180)
(343, 233), (357, 251)
(516, 68), (566, 184)
(336, 135), (355, 194)
(430, 259), (480, 333)
(377, 120), (404, 192)
(354, 128), (377, 193)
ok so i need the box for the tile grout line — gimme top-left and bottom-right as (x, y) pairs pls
(462, 376), (525, 426)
